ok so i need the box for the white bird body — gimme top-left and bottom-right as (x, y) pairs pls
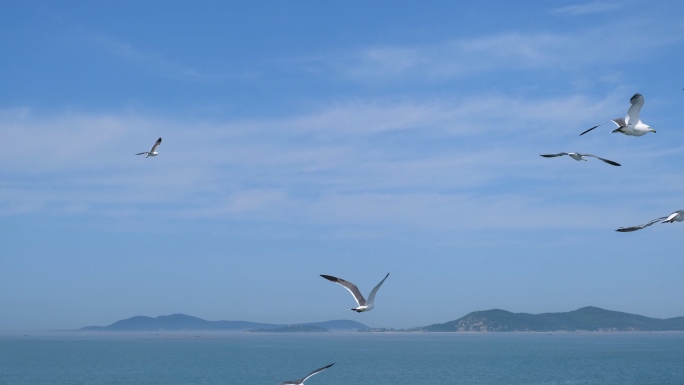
(663, 210), (684, 224)
(539, 152), (621, 166)
(321, 273), (389, 313)
(277, 363), (334, 385)
(580, 94), (655, 136)
(566, 153), (586, 161)
(615, 120), (653, 136)
(136, 137), (162, 158)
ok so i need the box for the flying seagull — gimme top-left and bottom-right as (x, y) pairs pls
(277, 363), (334, 385)
(136, 137), (162, 158)
(616, 210), (684, 232)
(540, 152), (621, 166)
(320, 273), (389, 313)
(579, 93), (655, 136)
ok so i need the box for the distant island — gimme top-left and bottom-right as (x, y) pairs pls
(78, 314), (368, 332)
(416, 306), (684, 332)
(76, 307), (684, 333)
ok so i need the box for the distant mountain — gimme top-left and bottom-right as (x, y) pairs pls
(79, 314), (368, 332)
(419, 307), (684, 332)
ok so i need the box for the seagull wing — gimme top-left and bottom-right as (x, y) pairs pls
(579, 121), (612, 136)
(298, 363), (335, 383)
(611, 117), (626, 128)
(150, 137), (162, 152)
(580, 116), (628, 136)
(625, 93), (644, 125)
(615, 216), (667, 232)
(579, 123), (602, 136)
(540, 153), (568, 158)
(321, 275), (366, 306)
(366, 273), (390, 306)
(581, 154), (621, 166)
(135, 152), (147, 155)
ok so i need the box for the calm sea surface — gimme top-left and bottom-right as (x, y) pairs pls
(1, 332), (683, 385)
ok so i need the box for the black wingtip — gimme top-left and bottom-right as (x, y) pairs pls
(579, 125), (598, 136)
(615, 227), (636, 232)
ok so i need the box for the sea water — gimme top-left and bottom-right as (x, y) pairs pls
(1, 332), (683, 385)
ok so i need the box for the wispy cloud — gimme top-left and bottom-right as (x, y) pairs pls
(86, 33), (206, 81)
(310, 21), (681, 82)
(550, 1), (623, 15)
(1, 91), (683, 234)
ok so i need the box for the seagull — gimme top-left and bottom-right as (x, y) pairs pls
(540, 152), (621, 166)
(321, 273), (389, 313)
(616, 210), (683, 232)
(579, 93), (655, 136)
(135, 137), (162, 158)
(277, 363), (334, 385)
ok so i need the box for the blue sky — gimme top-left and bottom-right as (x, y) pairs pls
(2, 1), (684, 332)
